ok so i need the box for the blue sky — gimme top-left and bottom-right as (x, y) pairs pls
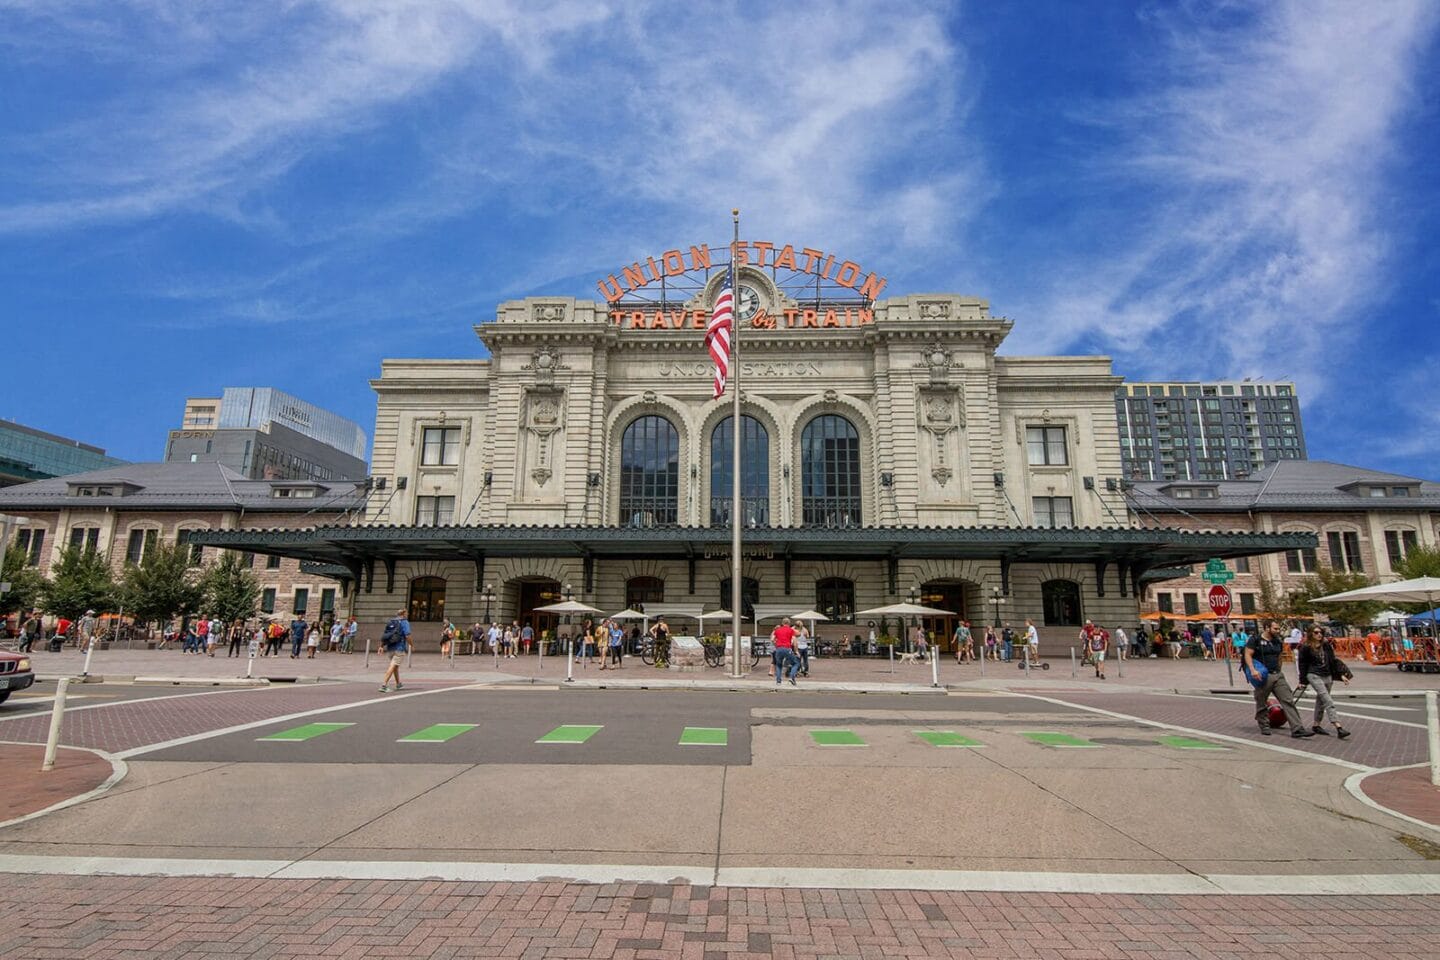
(2, 1), (1438, 478)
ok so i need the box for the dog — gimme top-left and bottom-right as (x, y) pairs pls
(896, 650), (923, 664)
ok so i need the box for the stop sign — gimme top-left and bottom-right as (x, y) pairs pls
(1208, 585), (1232, 618)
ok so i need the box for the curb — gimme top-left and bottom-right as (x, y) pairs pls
(35, 674), (272, 687)
(561, 678), (946, 694)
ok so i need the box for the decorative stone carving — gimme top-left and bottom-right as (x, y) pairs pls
(917, 386), (964, 485)
(522, 387), (565, 488)
(523, 347), (566, 386)
(823, 389), (838, 403)
(916, 341), (955, 385)
(918, 300), (952, 320)
(531, 303), (566, 322)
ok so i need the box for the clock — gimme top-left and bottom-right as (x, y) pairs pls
(736, 284), (761, 322)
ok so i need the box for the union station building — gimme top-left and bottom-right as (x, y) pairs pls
(2, 243), (1314, 648)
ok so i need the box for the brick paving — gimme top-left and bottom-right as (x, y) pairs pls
(0, 683), (459, 755)
(1, 874), (1437, 959)
(0, 744), (113, 820)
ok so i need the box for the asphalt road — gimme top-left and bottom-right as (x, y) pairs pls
(141, 689), (1089, 765)
(0, 679), (262, 719)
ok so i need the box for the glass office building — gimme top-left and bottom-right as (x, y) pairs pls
(0, 419), (128, 487)
(217, 388), (368, 461)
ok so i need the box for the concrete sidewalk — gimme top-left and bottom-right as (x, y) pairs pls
(28, 644), (1440, 695)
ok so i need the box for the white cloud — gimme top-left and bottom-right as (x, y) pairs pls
(1012, 0), (1439, 407)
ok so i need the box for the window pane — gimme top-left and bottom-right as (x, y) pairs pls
(801, 415), (861, 526)
(620, 416), (679, 525)
(1042, 580), (1082, 626)
(261, 588), (276, 614)
(816, 577), (855, 623)
(1157, 593), (1173, 613)
(293, 589), (308, 614)
(421, 426), (461, 466)
(710, 415), (770, 527)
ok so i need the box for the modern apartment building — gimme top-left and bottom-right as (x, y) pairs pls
(0, 418), (128, 487)
(165, 388), (368, 482)
(1115, 381), (1305, 482)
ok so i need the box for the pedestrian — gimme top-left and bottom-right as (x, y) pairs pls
(983, 625), (997, 660)
(1001, 623), (1014, 662)
(521, 621), (534, 655)
(771, 617), (799, 686)
(795, 623), (810, 676)
(228, 620), (245, 658)
(1089, 627), (1108, 679)
(1242, 620), (1311, 739)
(486, 621), (501, 656)
(289, 613), (307, 658)
(267, 619), (285, 657)
(378, 608), (411, 692)
(306, 623), (321, 658)
(1296, 625), (1353, 739)
(195, 615), (210, 655)
(607, 618), (623, 667)
(911, 623), (928, 659)
(594, 619), (609, 669)
(649, 617), (671, 667)
(77, 609), (100, 653)
(329, 619), (344, 653)
(343, 616), (358, 653)
(19, 610), (40, 653)
(1114, 625), (1129, 660)
(1024, 619), (1040, 666)
(954, 620), (973, 663)
(1200, 624), (1215, 660)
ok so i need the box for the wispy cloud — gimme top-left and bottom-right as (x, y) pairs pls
(1012, 0), (1439, 406)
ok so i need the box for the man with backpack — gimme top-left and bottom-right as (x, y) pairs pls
(378, 609), (411, 693)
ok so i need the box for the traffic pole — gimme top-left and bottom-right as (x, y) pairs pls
(1427, 691), (1439, 787)
(246, 635), (258, 679)
(930, 646), (940, 688)
(41, 677), (70, 772)
(565, 637), (574, 683)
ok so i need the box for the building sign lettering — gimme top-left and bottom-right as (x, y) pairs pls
(702, 544), (775, 561)
(609, 306), (874, 330)
(596, 241), (887, 303)
(656, 361), (822, 379)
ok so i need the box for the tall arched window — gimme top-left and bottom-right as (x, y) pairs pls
(710, 415), (770, 527)
(815, 577), (855, 624)
(719, 577), (760, 621)
(1041, 580), (1082, 627)
(626, 576), (664, 611)
(619, 415), (679, 526)
(409, 576), (447, 623)
(801, 414), (862, 526)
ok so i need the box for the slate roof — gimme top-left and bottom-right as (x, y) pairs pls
(0, 461), (367, 513)
(1127, 459), (1440, 514)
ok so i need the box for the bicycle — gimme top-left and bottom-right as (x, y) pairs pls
(702, 642), (724, 668)
(639, 638), (670, 667)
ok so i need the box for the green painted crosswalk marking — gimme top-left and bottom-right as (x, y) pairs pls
(914, 731), (983, 748)
(1157, 735), (1228, 750)
(1022, 732), (1099, 748)
(679, 727), (728, 746)
(258, 722), (354, 742)
(399, 723), (478, 743)
(536, 724), (603, 744)
(809, 729), (866, 747)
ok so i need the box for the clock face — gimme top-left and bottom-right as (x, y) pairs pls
(736, 284), (761, 322)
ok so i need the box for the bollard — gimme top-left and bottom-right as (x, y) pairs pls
(931, 646), (940, 688)
(565, 637), (574, 683)
(538, 635), (544, 671)
(1225, 651), (1234, 688)
(979, 647), (985, 678)
(450, 639), (456, 669)
(888, 643), (894, 675)
(1116, 645), (1124, 679)
(1070, 646), (1077, 679)
(364, 637), (371, 669)
(406, 646), (412, 670)
(82, 634), (96, 678)
(1023, 648), (1031, 677)
(1427, 691), (1439, 787)
(246, 636), (259, 679)
(41, 677), (70, 772)
(494, 640), (499, 670)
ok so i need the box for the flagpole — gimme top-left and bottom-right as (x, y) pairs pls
(730, 209), (745, 679)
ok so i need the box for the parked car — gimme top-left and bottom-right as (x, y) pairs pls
(0, 650), (35, 704)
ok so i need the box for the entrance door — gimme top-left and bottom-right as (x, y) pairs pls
(919, 581), (968, 652)
(519, 579), (563, 644)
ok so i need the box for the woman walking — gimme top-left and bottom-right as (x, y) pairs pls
(1297, 626), (1353, 739)
(796, 624), (811, 677)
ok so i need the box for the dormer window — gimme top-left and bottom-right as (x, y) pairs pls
(272, 487), (317, 499)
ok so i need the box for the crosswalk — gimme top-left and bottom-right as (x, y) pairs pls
(253, 721), (1229, 751)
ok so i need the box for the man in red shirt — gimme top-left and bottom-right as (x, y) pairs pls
(771, 617), (799, 686)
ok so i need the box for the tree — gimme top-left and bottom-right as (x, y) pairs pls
(119, 541), (205, 631)
(0, 545), (47, 618)
(42, 545), (117, 620)
(1286, 566), (1381, 629)
(1255, 574), (1291, 620)
(202, 551), (260, 624)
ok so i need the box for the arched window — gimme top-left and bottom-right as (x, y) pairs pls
(619, 416), (680, 526)
(815, 577), (855, 623)
(409, 576), (447, 623)
(626, 576), (664, 611)
(1041, 580), (1082, 627)
(710, 415), (770, 527)
(719, 577), (760, 621)
(801, 415), (862, 526)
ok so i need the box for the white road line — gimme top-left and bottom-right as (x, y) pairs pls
(1344, 764), (1440, 838)
(0, 686), (260, 724)
(0, 741), (128, 831)
(112, 684), (473, 760)
(1, 855), (1438, 895)
(1012, 691), (1373, 772)
(1171, 692), (1427, 729)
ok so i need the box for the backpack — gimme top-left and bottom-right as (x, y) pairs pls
(381, 618), (403, 647)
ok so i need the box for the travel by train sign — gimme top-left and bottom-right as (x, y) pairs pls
(595, 241), (889, 304)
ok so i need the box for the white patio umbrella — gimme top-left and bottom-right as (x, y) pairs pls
(533, 599), (604, 615)
(789, 608), (831, 645)
(609, 607), (650, 645)
(854, 602), (955, 652)
(1312, 576), (1440, 641)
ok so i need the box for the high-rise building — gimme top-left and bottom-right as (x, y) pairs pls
(1115, 381), (1305, 482)
(165, 388), (368, 481)
(0, 419), (128, 487)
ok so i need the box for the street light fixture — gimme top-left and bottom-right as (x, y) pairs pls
(481, 583), (495, 624)
(990, 588), (1006, 628)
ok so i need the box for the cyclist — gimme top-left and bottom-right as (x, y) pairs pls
(649, 617), (671, 667)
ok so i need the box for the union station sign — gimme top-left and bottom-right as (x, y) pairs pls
(595, 240), (889, 303)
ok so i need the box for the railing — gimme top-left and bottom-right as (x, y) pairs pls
(801, 497), (862, 528)
(710, 497), (770, 528)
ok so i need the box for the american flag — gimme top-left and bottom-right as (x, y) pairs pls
(705, 265), (734, 399)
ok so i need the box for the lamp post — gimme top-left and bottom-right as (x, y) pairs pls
(907, 585), (921, 654)
(990, 588), (1006, 628)
(562, 583), (575, 682)
(481, 583), (495, 625)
